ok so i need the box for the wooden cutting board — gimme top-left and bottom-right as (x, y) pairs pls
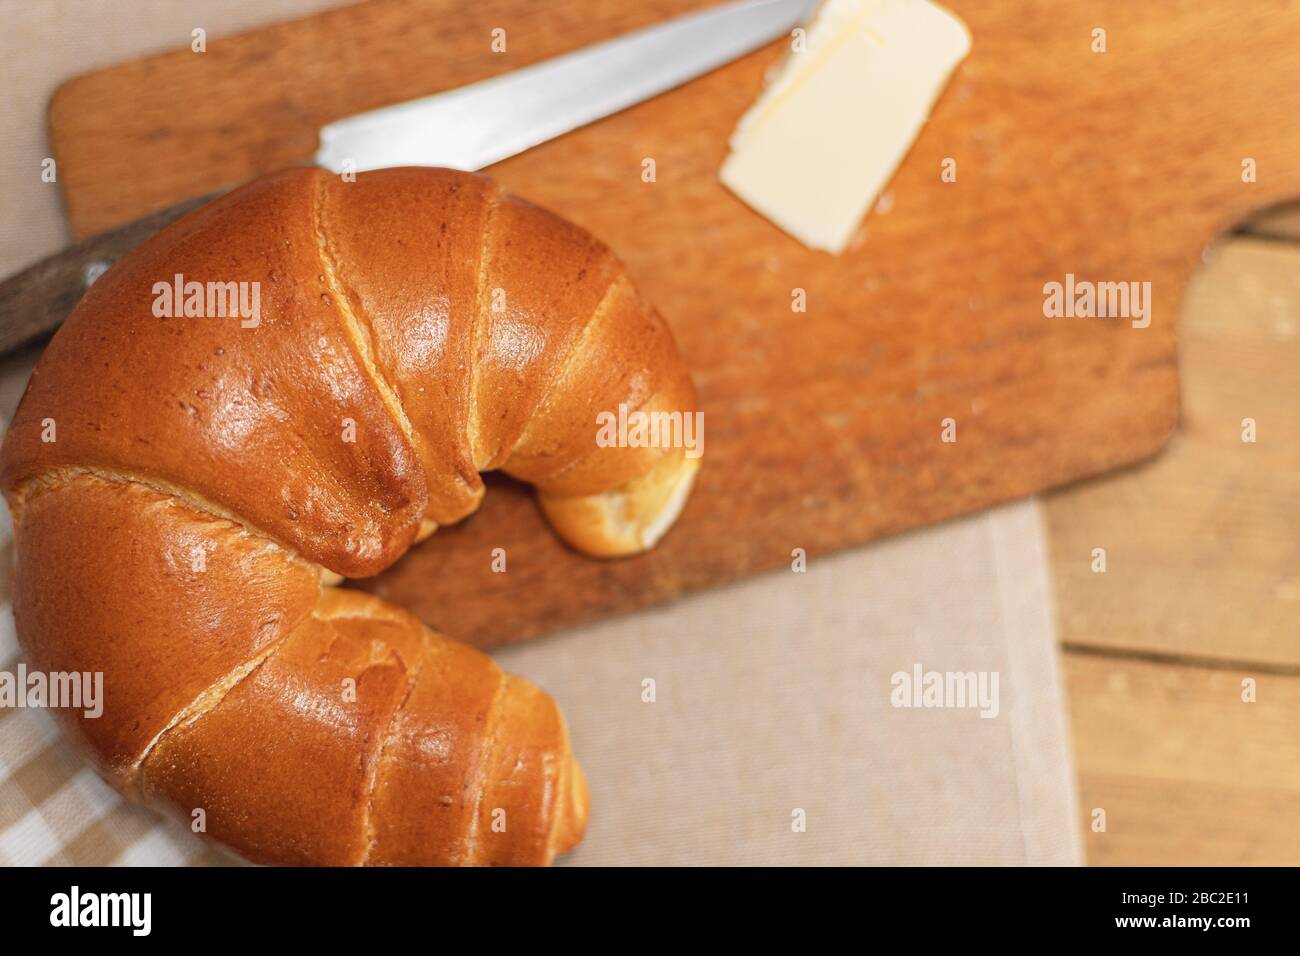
(47, 0), (1300, 647)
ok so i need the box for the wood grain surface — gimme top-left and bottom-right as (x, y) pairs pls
(1066, 651), (1300, 866)
(1049, 228), (1300, 864)
(47, 0), (1300, 646)
(1047, 236), (1300, 668)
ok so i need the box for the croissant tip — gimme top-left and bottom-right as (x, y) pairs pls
(540, 449), (701, 558)
(553, 756), (590, 862)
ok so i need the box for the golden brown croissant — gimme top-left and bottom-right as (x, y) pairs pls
(0, 166), (700, 865)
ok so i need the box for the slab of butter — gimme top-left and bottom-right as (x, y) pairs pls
(719, 0), (971, 254)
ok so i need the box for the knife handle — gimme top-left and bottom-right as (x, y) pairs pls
(0, 192), (220, 357)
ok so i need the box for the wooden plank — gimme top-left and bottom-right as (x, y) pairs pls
(1050, 232), (1300, 865)
(1065, 651), (1300, 865)
(46, 0), (1300, 645)
(1046, 236), (1300, 666)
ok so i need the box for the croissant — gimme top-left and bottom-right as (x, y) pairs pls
(0, 166), (700, 865)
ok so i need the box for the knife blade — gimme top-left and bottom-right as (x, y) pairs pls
(0, 0), (814, 356)
(316, 0), (817, 173)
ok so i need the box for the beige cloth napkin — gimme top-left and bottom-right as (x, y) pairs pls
(501, 500), (1081, 866)
(0, 0), (1081, 866)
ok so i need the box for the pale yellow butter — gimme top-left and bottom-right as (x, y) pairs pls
(719, 0), (971, 254)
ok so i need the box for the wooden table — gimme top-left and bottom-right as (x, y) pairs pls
(1048, 207), (1300, 865)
